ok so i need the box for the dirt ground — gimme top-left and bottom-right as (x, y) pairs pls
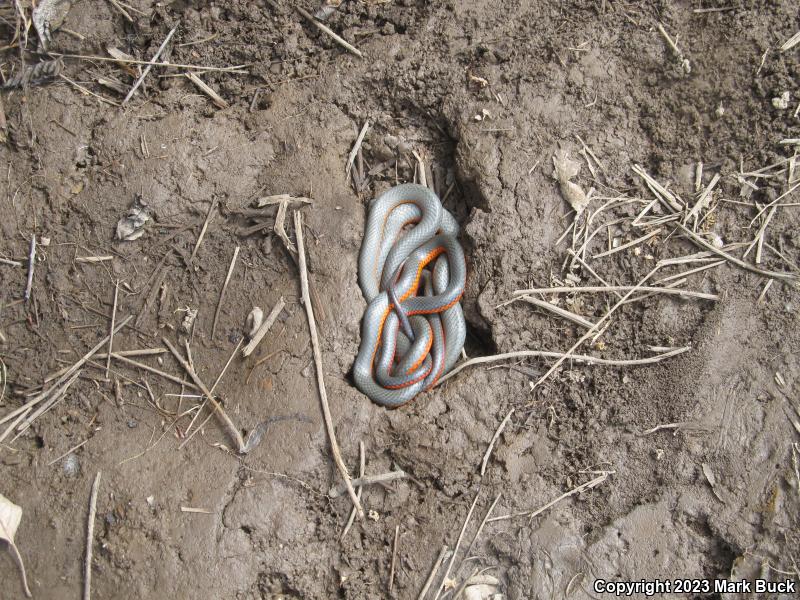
(1, 1), (799, 599)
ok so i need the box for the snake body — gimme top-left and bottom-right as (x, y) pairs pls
(354, 184), (466, 407)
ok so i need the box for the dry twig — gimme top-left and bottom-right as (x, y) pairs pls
(105, 280), (119, 379)
(466, 493), (502, 555)
(295, 6), (363, 58)
(341, 440), (366, 540)
(76, 256), (114, 264)
(0, 315), (133, 443)
(480, 408), (514, 476)
(346, 120), (370, 181)
(656, 22), (691, 74)
(123, 25), (178, 104)
(47, 439), (89, 466)
(162, 337), (246, 453)
(185, 71), (229, 109)
(433, 491), (480, 600)
(189, 198), (217, 262)
(780, 31), (800, 52)
(83, 472), (101, 600)
(294, 210), (362, 517)
(417, 546), (449, 600)
(23, 234), (35, 302)
(389, 525), (400, 594)
(241, 297), (285, 357)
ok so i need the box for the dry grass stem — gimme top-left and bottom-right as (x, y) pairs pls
(655, 260), (725, 284)
(757, 279), (773, 303)
(632, 164), (684, 211)
(593, 227), (662, 259)
(508, 285), (717, 301)
(109, 353), (198, 389)
(179, 338), (244, 448)
(15, 371), (81, 437)
(59, 74), (121, 107)
(529, 266), (662, 391)
(687, 172), (720, 223)
(1, 315), (133, 442)
(437, 346), (690, 387)
(568, 249), (623, 298)
(480, 408), (514, 476)
(106, 0), (133, 22)
(637, 422), (712, 436)
(54, 52), (249, 73)
(518, 295), (597, 329)
(488, 471), (613, 522)
(676, 223), (798, 283)
(212, 246), (239, 340)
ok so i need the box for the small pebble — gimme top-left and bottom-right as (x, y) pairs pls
(772, 91), (791, 110)
(63, 454), (80, 478)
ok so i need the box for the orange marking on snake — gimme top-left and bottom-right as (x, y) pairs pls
(369, 243), (458, 390)
(406, 329), (433, 375)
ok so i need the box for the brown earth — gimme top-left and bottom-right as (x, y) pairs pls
(1, 1), (799, 599)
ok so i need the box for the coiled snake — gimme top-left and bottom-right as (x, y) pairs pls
(353, 184), (467, 407)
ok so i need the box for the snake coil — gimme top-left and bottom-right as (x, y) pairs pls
(354, 184), (467, 407)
